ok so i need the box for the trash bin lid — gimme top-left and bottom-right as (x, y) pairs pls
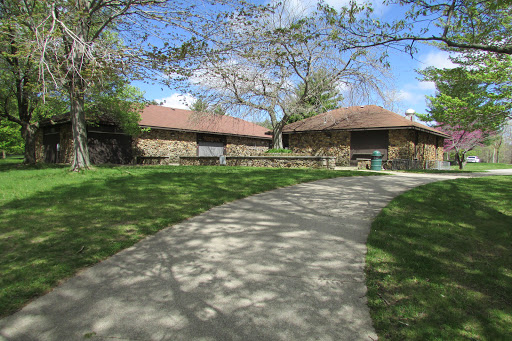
(372, 150), (382, 157)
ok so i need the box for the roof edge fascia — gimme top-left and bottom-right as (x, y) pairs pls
(139, 125), (272, 140)
(283, 126), (449, 138)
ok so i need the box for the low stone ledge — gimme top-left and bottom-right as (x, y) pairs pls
(180, 155), (336, 169)
(135, 156), (175, 165)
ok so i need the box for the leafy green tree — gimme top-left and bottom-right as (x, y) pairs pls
(85, 76), (146, 136)
(190, 98), (209, 112)
(418, 61), (511, 169)
(419, 66), (511, 132)
(189, 98), (226, 115)
(0, 1), (145, 164)
(320, 0), (512, 55)
(0, 0), (48, 164)
(7, 0), (239, 170)
(0, 120), (24, 158)
(287, 70), (343, 123)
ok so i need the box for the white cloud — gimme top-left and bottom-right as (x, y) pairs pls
(394, 88), (429, 107)
(155, 93), (196, 109)
(418, 81), (436, 91)
(323, 0), (387, 13)
(418, 51), (457, 70)
(265, 0), (385, 16)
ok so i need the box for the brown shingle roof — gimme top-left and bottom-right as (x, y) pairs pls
(139, 105), (271, 139)
(283, 105), (449, 138)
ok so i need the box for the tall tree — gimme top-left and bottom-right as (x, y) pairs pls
(9, 0), (239, 170)
(287, 69), (343, 123)
(320, 0), (512, 55)
(84, 75), (146, 136)
(0, 0), (49, 164)
(181, 1), (390, 148)
(419, 63), (511, 168)
(189, 97), (226, 115)
(420, 66), (511, 132)
(0, 120), (24, 158)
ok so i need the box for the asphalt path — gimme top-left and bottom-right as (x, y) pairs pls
(1, 169), (511, 340)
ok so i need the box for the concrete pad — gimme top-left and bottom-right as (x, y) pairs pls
(2, 171), (510, 340)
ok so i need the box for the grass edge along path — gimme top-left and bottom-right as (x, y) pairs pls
(366, 176), (512, 340)
(0, 165), (379, 318)
(397, 162), (512, 174)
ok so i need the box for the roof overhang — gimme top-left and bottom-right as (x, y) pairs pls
(140, 125), (272, 140)
(283, 126), (450, 138)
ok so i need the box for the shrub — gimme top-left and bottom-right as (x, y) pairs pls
(265, 148), (292, 154)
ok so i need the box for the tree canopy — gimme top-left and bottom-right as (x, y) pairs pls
(178, 0), (390, 148)
(320, 0), (512, 55)
(418, 51), (512, 169)
(287, 70), (343, 124)
(0, 0), (242, 169)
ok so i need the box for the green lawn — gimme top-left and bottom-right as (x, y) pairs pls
(0, 155), (23, 166)
(0, 163), (375, 317)
(366, 176), (512, 340)
(452, 162), (512, 171)
(397, 162), (512, 174)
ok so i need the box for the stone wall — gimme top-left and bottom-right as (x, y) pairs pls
(226, 136), (270, 156)
(289, 129), (444, 164)
(417, 132), (443, 161)
(180, 156), (336, 169)
(388, 130), (415, 160)
(35, 129), (44, 162)
(134, 130), (270, 164)
(34, 123), (74, 163)
(388, 130), (444, 161)
(289, 131), (351, 166)
(134, 129), (197, 164)
(60, 123), (74, 163)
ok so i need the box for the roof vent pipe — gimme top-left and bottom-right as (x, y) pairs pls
(405, 108), (415, 121)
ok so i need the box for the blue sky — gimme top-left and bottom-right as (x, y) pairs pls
(132, 0), (455, 119)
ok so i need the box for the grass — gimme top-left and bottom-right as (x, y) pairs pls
(265, 148), (293, 154)
(396, 162), (512, 174)
(366, 176), (512, 340)
(451, 162), (512, 171)
(0, 162), (377, 317)
(0, 155), (24, 166)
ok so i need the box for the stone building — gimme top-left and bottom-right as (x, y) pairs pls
(283, 105), (449, 166)
(35, 115), (133, 165)
(35, 105), (271, 165)
(134, 105), (271, 164)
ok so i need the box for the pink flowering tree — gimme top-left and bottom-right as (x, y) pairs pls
(438, 125), (487, 169)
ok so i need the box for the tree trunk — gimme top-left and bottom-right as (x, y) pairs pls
(272, 124), (284, 149)
(21, 123), (37, 164)
(455, 151), (465, 170)
(1, 150), (5, 159)
(70, 89), (90, 171)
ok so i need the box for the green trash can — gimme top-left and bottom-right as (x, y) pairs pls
(371, 151), (382, 171)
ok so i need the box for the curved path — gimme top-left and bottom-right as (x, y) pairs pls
(1, 170), (511, 340)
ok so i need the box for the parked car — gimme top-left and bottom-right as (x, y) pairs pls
(466, 156), (480, 163)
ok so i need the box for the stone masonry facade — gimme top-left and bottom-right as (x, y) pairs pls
(226, 136), (269, 156)
(289, 129), (444, 165)
(180, 156), (336, 169)
(35, 123), (75, 164)
(388, 130), (415, 160)
(134, 129), (270, 164)
(388, 130), (443, 161)
(134, 129), (197, 164)
(289, 131), (351, 166)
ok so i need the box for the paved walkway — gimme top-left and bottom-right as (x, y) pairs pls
(1, 170), (511, 341)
